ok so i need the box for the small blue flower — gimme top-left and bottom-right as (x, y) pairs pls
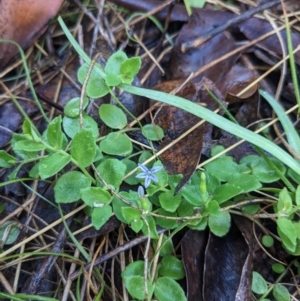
(136, 163), (163, 188)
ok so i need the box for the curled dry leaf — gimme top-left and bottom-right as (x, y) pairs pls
(151, 80), (206, 194)
(0, 0), (64, 69)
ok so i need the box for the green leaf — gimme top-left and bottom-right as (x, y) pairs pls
(241, 204), (260, 215)
(124, 276), (152, 300)
(62, 114), (98, 139)
(91, 205), (112, 230)
(272, 263), (285, 274)
(277, 218), (297, 252)
(252, 271), (268, 294)
(77, 63), (109, 98)
(203, 200), (221, 216)
(105, 50), (127, 75)
(120, 57), (141, 84)
(262, 235), (274, 248)
(154, 277), (187, 301)
(142, 215), (159, 239)
(13, 140), (46, 152)
(105, 73), (122, 86)
(11, 134), (38, 159)
(131, 218), (143, 233)
(272, 284), (290, 301)
(47, 116), (64, 149)
(112, 192), (132, 223)
(180, 184), (202, 206)
(142, 124), (164, 141)
(208, 210), (231, 237)
(122, 158), (139, 185)
(64, 97), (89, 118)
(121, 207), (141, 224)
(122, 260), (144, 277)
(158, 255), (185, 280)
(71, 129), (96, 167)
(54, 171), (92, 203)
(0, 221), (21, 245)
(155, 208), (179, 229)
(121, 261), (153, 300)
(100, 132), (132, 156)
(80, 187), (111, 207)
(212, 183), (243, 204)
(188, 217), (208, 231)
(277, 187), (293, 215)
(22, 119), (33, 136)
(152, 235), (174, 257)
(240, 155), (286, 183)
(38, 153), (71, 180)
(205, 156), (239, 182)
(159, 191), (181, 213)
(96, 158), (127, 189)
(227, 173), (262, 192)
(99, 104), (127, 129)
(0, 151), (18, 168)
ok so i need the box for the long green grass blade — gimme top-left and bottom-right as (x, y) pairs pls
(260, 90), (300, 156)
(120, 84), (300, 176)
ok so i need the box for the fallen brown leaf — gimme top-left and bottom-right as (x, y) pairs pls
(0, 0), (64, 69)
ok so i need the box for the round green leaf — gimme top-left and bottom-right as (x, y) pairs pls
(252, 271), (268, 294)
(273, 284), (290, 301)
(272, 263), (285, 274)
(131, 218), (143, 233)
(158, 255), (185, 280)
(121, 207), (141, 224)
(91, 205), (112, 230)
(96, 158), (127, 189)
(154, 277), (187, 301)
(100, 132), (132, 156)
(159, 191), (181, 213)
(62, 114), (98, 139)
(64, 97), (89, 118)
(208, 210), (231, 237)
(155, 208), (178, 229)
(77, 63), (109, 98)
(99, 104), (127, 129)
(105, 50), (127, 75)
(124, 276), (152, 300)
(262, 235), (274, 248)
(142, 124), (164, 141)
(205, 156), (239, 182)
(80, 187), (111, 207)
(120, 57), (141, 84)
(105, 73), (122, 86)
(38, 153), (71, 180)
(54, 171), (92, 203)
(71, 129), (96, 167)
